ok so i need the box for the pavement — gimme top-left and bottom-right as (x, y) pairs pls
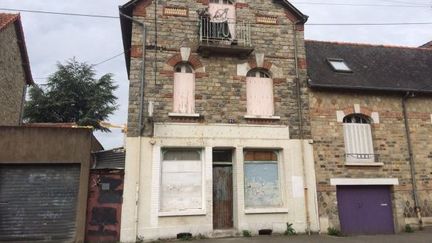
(190, 228), (432, 243)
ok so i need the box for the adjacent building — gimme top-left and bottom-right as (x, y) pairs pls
(119, 0), (319, 241)
(306, 40), (432, 235)
(0, 13), (33, 125)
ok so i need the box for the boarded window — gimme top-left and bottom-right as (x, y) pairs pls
(343, 114), (375, 163)
(160, 149), (202, 212)
(244, 151), (282, 208)
(173, 63), (195, 114)
(246, 74), (274, 116)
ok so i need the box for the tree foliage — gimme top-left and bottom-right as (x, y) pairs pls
(24, 58), (118, 131)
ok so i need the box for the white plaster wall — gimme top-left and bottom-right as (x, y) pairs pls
(121, 123), (319, 241)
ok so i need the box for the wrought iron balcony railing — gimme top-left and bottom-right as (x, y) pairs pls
(198, 17), (253, 57)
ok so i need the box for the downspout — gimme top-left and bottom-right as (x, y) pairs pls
(402, 92), (423, 228)
(120, 11), (146, 240)
(293, 20), (311, 235)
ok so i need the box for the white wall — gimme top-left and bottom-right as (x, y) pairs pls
(120, 123), (319, 242)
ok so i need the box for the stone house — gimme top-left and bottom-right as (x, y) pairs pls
(119, 0), (319, 241)
(0, 13), (33, 125)
(306, 40), (432, 235)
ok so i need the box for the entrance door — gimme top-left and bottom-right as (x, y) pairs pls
(212, 149), (233, 229)
(337, 185), (394, 235)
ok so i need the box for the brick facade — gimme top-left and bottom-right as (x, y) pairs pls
(310, 90), (432, 230)
(0, 23), (27, 126)
(126, 0), (310, 139)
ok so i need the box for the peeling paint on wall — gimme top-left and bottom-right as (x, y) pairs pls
(244, 163), (281, 207)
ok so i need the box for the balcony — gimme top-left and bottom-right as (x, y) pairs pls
(345, 153), (384, 166)
(198, 17), (254, 58)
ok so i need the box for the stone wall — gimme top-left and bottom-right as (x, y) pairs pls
(0, 24), (26, 126)
(310, 90), (432, 230)
(126, 0), (310, 139)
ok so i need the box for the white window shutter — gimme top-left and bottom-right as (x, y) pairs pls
(173, 73), (195, 114)
(246, 77), (274, 116)
(343, 123), (374, 163)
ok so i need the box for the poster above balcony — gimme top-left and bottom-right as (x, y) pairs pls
(208, 3), (236, 40)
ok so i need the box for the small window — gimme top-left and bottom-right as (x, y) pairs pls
(210, 0), (234, 4)
(327, 58), (352, 72)
(175, 63), (193, 73)
(343, 114), (375, 163)
(247, 69), (270, 78)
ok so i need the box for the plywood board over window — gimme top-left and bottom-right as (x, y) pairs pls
(160, 149), (203, 214)
(173, 63), (195, 114)
(244, 151), (282, 208)
(246, 77), (274, 116)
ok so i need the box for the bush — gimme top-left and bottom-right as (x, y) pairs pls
(284, 223), (297, 236)
(242, 230), (252, 237)
(327, 227), (342, 236)
(405, 224), (414, 233)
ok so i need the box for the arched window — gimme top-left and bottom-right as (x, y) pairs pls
(246, 69), (274, 117)
(173, 63), (195, 114)
(343, 114), (375, 163)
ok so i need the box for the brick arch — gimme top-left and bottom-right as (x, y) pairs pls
(342, 106), (373, 118)
(166, 53), (203, 70)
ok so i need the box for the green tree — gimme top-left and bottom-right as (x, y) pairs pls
(24, 58), (118, 131)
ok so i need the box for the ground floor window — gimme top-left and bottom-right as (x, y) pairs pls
(160, 149), (203, 213)
(244, 150), (282, 208)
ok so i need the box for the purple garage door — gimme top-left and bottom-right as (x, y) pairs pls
(337, 185), (394, 235)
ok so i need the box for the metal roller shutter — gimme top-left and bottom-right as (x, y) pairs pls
(0, 164), (80, 242)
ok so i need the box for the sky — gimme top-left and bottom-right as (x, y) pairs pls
(1, 0), (431, 149)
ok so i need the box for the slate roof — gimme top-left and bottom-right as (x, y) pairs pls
(0, 13), (33, 85)
(306, 40), (432, 93)
(420, 41), (432, 48)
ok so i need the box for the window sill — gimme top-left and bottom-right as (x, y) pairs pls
(345, 162), (384, 167)
(244, 208), (288, 214)
(159, 210), (206, 217)
(168, 113), (200, 118)
(244, 115), (281, 120)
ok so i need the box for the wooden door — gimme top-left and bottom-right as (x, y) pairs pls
(213, 165), (233, 229)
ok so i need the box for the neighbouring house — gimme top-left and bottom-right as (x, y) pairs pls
(86, 147), (125, 243)
(420, 41), (432, 48)
(0, 13), (33, 125)
(119, 0), (319, 241)
(0, 125), (103, 242)
(306, 40), (432, 235)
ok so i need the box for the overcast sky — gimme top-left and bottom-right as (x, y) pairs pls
(1, 0), (431, 149)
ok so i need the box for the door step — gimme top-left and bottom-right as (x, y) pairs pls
(210, 229), (238, 238)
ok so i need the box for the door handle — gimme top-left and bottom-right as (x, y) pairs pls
(380, 203), (388, 206)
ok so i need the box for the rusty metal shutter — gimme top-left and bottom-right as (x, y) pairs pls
(0, 164), (80, 242)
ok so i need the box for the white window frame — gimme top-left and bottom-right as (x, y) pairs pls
(343, 114), (375, 163)
(159, 148), (206, 216)
(243, 150), (285, 211)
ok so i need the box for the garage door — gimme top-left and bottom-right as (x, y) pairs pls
(337, 185), (394, 235)
(0, 164), (81, 242)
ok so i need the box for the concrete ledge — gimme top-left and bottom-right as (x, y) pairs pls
(244, 208), (288, 214)
(330, 178), (399, 186)
(345, 162), (384, 167)
(159, 210), (206, 217)
(244, 115), (281, 120)
(168, 113), (200, 117)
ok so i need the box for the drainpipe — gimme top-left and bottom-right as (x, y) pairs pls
(119, 11), (146, 240)
(293, 20), (311, 235)
(402, 92), (423, 228)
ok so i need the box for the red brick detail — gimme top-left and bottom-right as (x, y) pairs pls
(195, 72), (208, 78)
(235, 3), (249, 9)
(296, 24), (304, 31)
(233, 76), (246, 82)
(246, 119), (278, 125)
(274, 97), (282, 102)
(273, 78), (285, 85)
(160, 70), (174, 77)
(284, 10), (298, 23)
(196, 0), (209, 5)
(163, 93), (173, 98)
(130, 45), (143, 58)
(360, 107), (373, 117)
(195, 94), (203, 100)
(297, 58), (307, 70)
(188, 55), (203, 69)
(343, 107), (355, 115)
(133, 0), (152, 17)
(263, 61), (272, 70)
(166, 54), (182, 67)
